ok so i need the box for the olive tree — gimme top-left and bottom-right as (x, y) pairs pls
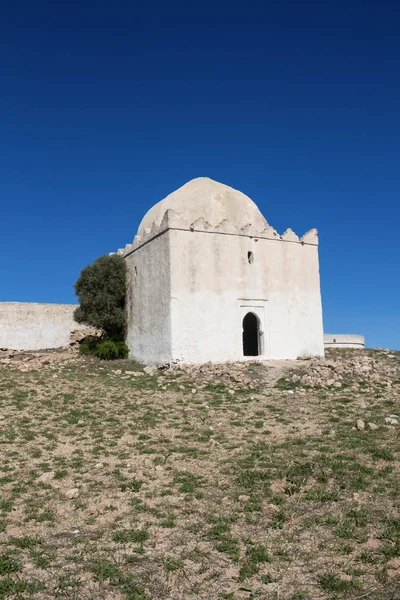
(74, 254), (127, 341)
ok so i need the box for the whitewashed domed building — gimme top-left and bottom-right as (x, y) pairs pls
(116, 177), (324, 364)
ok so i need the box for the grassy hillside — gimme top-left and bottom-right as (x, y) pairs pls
(0, 348), (399, 599)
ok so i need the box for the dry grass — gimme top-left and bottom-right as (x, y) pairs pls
(0, 349), (399, 599)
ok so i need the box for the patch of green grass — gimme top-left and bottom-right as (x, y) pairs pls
(54, 469), (69, 479)
(236, 467), (270, 492)
(164, 557), (183, 572)
(112, 528), (149, 544)
(243, 496), (262, 513)
(274, 378), (302, 391)
(9, 535), (43, 549)
(239, 542), (271, 581)
(120, 478), (143, 492)
(378, 517), (400, 558)
(31, 550), (53, 569)
(318, 571), (362, 593)
(204, 519), (240, 562)
(287, 592), (310, 600)
(304, 487), (339, 502)
(90, 559), (151, 599)
(0, 576), (44, 596)
(160, 512), (176, 528)
(369, 447), (395, 461)
(26, 508), (55, 523)
(0, 499), (12, 514)
(270, 508), (287, 529)
(0, 553), (21, 576)
(174, 471), (205, 494)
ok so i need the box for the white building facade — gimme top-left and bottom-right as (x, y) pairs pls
(117, 178), (324, 365)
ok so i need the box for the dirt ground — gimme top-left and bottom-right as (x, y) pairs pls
(0, 347), (399, 599)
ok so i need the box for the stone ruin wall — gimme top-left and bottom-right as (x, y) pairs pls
(0, 302), (88, 351)
(324, 333), (365, 349)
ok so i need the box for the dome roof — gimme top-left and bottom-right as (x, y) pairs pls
(137, 177), (268, 236)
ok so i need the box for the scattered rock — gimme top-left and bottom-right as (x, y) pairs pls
(356, 419), (365, 431)
(69, 327), (99, 347)
(164, 361), (262, 391)
(37, 471), (55, 483)
(66, 488), (80, 500)
(385, 417), (399, 425)
(285, 349), (399, 390)
(368, 422), (378, 430)
(387, 557), (400, 572)
(238, 495), (250, 503)
(265, 503), (280, 513)
(113, 369), (122, 375)
(144, 366), (157, 375)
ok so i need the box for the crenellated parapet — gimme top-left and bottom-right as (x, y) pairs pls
(111, 209), (318, 257)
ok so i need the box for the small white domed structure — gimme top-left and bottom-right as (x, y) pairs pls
(137, 177), (268, 236)
(119, 177), (324, 364)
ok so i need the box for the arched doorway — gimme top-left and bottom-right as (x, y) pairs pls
(242, 312), (260, 356)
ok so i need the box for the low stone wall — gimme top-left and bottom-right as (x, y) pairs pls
(324, 333), (365, 349)
(0, 302), (87, 350)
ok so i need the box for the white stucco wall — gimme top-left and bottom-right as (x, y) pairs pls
(324, 334), (365, 349)
(169, 230), (324, 363)
(120, 177), (325, 365)
(0, 302), (86, 350)
(125, 233), (172, 364)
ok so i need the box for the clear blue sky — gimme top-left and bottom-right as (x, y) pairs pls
(1, 1), (399, 349)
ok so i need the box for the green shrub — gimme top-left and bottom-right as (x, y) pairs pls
(96, 341), (119, 360)
(79, 337), (129, 360)
(115, 342), (129, 359)
(74, 254), (127, 341)
(79, 336), (101, 356)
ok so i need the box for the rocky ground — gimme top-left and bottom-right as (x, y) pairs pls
(0, 347), (399, 599)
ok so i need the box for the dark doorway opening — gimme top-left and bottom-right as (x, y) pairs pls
(242, 312), (260, 356)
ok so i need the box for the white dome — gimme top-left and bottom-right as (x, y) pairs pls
(137, 177), (268, 236)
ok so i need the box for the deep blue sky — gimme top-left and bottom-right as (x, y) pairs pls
(1, 1), (399, 349)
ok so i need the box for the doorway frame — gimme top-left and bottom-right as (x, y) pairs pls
(237, 299), (269, 360)
(242, 311), (261, 357)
